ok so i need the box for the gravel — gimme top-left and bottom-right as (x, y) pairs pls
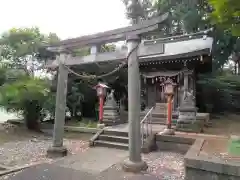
(100, 151), (185, 180)
(0, 137), (89, 168)
(143, 152), (185, 180)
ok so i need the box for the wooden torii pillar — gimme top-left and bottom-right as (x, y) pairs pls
(46, 12), (168, 172)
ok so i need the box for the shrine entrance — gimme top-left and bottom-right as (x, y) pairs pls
(156, 82), (165, 103)
(141, 70), (184, 111)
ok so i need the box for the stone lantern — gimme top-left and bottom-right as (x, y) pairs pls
(160, 78), (176, 135)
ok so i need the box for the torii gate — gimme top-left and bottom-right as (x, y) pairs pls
(46, 9), (169, 171)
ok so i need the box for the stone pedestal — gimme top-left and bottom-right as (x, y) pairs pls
(159, 128), (175, 135)
(177, 106), (199, 132)
(102, 90), (121, 126)
(122, 159), (148, 172)
(176, 91), (201, 133)
(47, 146), (68, 158)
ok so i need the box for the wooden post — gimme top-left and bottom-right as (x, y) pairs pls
(167, 96), (172, 129)
(99, 96), (104, 123)
(47, 53), (69, 157)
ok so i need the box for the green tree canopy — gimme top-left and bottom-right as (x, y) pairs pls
(0, 27), (60, 75)
(0, 27), (60, 130)
(209, 0), (240, 36)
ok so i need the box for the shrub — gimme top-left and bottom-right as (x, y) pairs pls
(0, 77), (50, 130)
(197, 73), (240, 113)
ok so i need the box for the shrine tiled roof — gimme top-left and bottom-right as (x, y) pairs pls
(142, 29), (213, 57)
(140, 30), (213, 62)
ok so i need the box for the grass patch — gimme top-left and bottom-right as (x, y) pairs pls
(228, 138), (240, 156)
(66, 119), (97, 128)
(77, 121), (97, 128)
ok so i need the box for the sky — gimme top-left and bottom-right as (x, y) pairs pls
(0, 0), (130, 39)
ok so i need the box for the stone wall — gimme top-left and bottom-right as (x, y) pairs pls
(185, 167), (240, 180)
(155, 135), (240, 180)
(155, 134), (194, 154)
(185, 139), (240, 180)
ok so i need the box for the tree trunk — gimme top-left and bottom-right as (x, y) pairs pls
(238, 61), (240, 75)
(24, 101), (41, 131)
(234, 62), (237, 74)
(26, 116), (40, 131)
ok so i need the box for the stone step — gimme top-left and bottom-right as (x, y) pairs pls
(153, 110), (166, 114)
(155, 105), (167, 108)
(102, 120), (123, 126)
(150, 118), (178, 125)
(155, 106), (167, 109)
(141, 116), (176, 124)
(155, 103), (167, 106)
(152, 115), (178, 120)
(140, 113), (178, 119)
(152, 113), (178, 118)
(155, 109), (166, 111)
(94, 140), (128, 150)
(98, 134), (128, 144)
(103, 130), (128, 137)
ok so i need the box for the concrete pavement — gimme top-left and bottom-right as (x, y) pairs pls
(0, 147), (184, 180)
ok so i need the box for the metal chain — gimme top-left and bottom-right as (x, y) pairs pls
(63, 43), (140, 80)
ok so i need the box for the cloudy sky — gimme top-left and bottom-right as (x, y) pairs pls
(0, 0), (130, 39)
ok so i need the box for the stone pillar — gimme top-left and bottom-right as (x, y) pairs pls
(176, 69), (202, 133)
(192, 73), (197, 105)
(47, 54), (69, 157)
(122, 34), (147, 172)
(183, 71), (189, 92)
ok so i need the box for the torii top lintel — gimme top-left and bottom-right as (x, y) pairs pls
(46, 29), (213, 68)
(48, 13), (169, 51)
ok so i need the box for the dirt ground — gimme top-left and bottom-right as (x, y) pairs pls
(204, 114), (240, 137)
(0, 123), (93, 145)
(0, 124), (41, 145)
(0, 123), (92, 168)
(0, 114), (239, 166)
(198, 114), (240, 160)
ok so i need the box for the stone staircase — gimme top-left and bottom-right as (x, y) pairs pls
(155, 103), (167, 112)
(141, 103), (178, 125)
(92, 103), (173, 150)
(93, 130), (129, 150)
(92, 128), (155, 152)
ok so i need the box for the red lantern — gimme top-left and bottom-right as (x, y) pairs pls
(93, 83), (109, 124)
(162, 78), (176, 129)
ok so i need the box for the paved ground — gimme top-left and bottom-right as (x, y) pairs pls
(0, 147), (184, 180)
(104, 123), (165, 133)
